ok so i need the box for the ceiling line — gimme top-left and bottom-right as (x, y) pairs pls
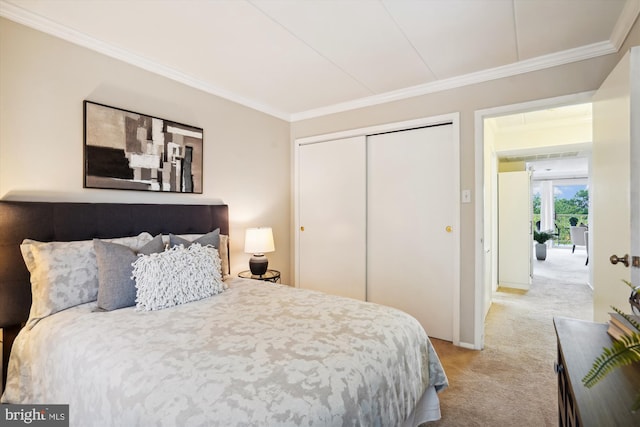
(511, 0), (521, 62)
(247, 0), (375, 96)
(379, 0), (438, 81)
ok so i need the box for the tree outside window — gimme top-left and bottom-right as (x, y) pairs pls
(533, 184), (588, 245)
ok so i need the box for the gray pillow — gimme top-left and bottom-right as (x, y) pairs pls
(94, 235), (166, 311)
(169, 228), (220, 249)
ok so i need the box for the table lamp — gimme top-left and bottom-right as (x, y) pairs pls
(244, 227), (275, 275)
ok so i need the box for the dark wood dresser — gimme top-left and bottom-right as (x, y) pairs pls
(554, 317), (640, 426)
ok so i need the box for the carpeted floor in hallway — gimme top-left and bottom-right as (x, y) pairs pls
(429, 246), (592, 426)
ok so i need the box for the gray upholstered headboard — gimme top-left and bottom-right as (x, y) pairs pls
(0, 201), (229, 387)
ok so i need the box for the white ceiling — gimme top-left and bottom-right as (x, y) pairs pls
(492, 103), (593, 131)
(2, 0), (639, 121)
(528, 157), (589, 181)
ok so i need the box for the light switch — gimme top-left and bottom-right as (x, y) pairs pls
(462, 189), (471, 203)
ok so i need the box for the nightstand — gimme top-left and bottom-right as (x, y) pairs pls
(238, 269), (281, 283)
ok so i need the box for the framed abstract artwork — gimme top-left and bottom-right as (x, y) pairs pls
(83, 101), (203, 193)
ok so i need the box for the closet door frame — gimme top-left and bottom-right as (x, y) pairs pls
(294, 113), (461, 346)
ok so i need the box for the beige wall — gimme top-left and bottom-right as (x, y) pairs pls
(291, 19), (640, 345)
(0, 18), (291, 283)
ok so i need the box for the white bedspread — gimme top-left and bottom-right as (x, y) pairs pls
(2, 278), (448, 426)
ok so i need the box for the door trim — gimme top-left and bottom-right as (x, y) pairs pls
(294, 113), (461, 345)
(473, 91), (594, 350)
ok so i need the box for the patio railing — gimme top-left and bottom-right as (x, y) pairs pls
(532, 213), (588, 246)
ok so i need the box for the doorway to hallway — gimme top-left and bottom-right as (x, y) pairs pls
(475, 96), (595, 349)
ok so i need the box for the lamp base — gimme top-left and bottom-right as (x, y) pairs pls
(249, 254), (269, 276)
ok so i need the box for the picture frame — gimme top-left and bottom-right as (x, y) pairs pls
(83, 101), (203, 193)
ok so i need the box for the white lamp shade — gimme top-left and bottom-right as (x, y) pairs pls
(244, 227), (275, 254)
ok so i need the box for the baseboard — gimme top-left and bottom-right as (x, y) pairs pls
(457, 341), (481, 350)
(498, 282), (530, 291)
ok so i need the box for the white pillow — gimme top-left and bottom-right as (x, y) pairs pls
(132, 243), (226, 311)
(162, 232), (230, 279)
(20, 233), (154, 329)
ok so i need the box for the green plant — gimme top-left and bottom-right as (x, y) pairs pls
(569, 216), (579, 226)
(582, 280), (640, 411)
(533, 230), (554, 244)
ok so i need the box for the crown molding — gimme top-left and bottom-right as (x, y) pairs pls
(0, 0), (291, 121)
(610, 0), (640, 50)
(291, 0), (639, 121)
(2, 0), (637, 123)
(289, 40), (617, 121)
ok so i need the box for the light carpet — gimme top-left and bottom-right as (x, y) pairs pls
(429, 247), (592, 426)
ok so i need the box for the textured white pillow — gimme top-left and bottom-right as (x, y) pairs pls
(161, 232), (229, 278)
(21, 232), (154, 329)
(132, 243), (226, 311)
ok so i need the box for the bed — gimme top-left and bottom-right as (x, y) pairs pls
(0, 201), (448, 426)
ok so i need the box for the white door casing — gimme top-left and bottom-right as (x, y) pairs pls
(630, 48), (640, 291)
(474, 91), (594, 350)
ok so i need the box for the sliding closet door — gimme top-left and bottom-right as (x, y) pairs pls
(297, 136), (366, 300)
(367, 125), (456, 341)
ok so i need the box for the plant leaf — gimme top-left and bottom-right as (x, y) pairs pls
(582, 332), (640, 387)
